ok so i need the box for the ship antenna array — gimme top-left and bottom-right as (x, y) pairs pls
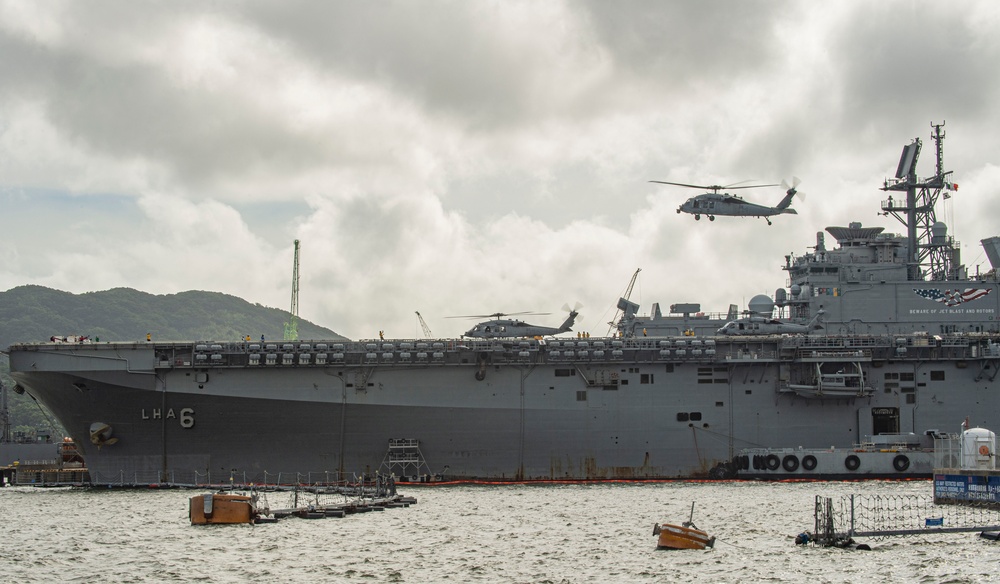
(284, 239), (300, 341)
(880, 121), (960, 281)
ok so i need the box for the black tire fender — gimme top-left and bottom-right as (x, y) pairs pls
(782, 455), (799, 472)
(765, 454), (781, 471)
(845, 454), (861, 471)
(893, 454), (910, 472)
(802, 455), (818, 471)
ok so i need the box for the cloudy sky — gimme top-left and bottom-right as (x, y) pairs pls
(2, 1), (1000, 339)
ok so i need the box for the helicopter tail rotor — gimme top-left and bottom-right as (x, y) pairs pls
(777, 177), (804, 212)
(781, 176), (805, 201)
(558, 303), (583, 332)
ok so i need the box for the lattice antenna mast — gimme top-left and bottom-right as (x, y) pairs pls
(284, 239), (300, 341)
(880, 121), (961, 281)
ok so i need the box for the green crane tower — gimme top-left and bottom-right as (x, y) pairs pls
(283, 239), (300, 341)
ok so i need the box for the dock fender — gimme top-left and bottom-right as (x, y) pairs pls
(782, 455), (799, 472)
(893, 454), (910, 472)
(765, 454), (780, 471)
(802, 455), (818, 471)
(845, 454), (861, 471)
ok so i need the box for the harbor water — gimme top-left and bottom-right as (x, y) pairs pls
(2, 480), (999, 583)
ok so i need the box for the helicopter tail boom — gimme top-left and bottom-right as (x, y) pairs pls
(558, 311), (579, 333)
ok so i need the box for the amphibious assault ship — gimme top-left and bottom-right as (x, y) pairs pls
(8, 123), (1000, 486)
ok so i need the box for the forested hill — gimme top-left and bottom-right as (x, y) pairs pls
(0, 285), (345, 348)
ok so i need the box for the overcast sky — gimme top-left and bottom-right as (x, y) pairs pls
(2, 1), (1000, 340)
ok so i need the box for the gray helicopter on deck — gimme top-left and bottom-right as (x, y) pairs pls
(458, 305), (581, 339)
(651, 177), (803, 225)
(716, 294), (824, 336)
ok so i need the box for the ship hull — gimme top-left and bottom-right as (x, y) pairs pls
(8, 334), (1000, 485)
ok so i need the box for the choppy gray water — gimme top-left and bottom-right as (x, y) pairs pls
(2, 480), (998, 583)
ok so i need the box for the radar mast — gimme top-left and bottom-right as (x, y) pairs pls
(881, 122), (962, 281)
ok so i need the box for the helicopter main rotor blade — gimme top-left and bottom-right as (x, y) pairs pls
(651, 180), (777, 191)
(446, 311), (550, 319)
(649, 180), (720, 190)
(726, 183), (779, 190)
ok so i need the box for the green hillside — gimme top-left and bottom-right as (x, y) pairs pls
(0, 285), (345, 436)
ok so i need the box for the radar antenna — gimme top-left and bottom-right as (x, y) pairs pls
(881, 121), (961, 281)
(284, 239), (300, 341)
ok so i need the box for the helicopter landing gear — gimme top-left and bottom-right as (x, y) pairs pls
(709, 215), (715, 221)
(694, 214), (701, 220)
(766, 218), (772, 226)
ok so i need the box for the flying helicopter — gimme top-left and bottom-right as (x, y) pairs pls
(457, 305), (581, 339)
(651, 177), (803, 225)
(717, 309), (825, 336)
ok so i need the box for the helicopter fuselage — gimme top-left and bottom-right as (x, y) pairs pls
(677, 193), (795, 221)
(463, 310), (579, 339)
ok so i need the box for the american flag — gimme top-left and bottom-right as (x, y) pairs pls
(913, 288), (992, 307)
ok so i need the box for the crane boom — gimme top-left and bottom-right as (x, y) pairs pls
(606, 268), (641, 336)
(415, 311), (433, 338)
(284, 240), (300, 341)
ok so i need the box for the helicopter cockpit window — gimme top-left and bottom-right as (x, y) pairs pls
(499, 326), (506, 332)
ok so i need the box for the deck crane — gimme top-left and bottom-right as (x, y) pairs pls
(283, 239), (300, 341)
(415, 311), (433, 338)
(606, 268), (641, 336)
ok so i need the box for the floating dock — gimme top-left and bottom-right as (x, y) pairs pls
(190, 474), (415, 525)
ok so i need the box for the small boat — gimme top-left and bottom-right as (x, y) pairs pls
(653, 502), (715, 550)
(189, 492), (259, 525)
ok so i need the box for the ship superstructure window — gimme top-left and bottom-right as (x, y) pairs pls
(930, 370), (945, 381)
(676, 413), (689, 422)
(690, 412), (702, 421)
(641, 374), (654, 384)
(900, 372), (914, 381)
(576, 391), (587, 402)
(555, 369), (575, 377)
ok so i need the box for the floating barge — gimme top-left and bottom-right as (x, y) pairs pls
(736, 431), (941, 480)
